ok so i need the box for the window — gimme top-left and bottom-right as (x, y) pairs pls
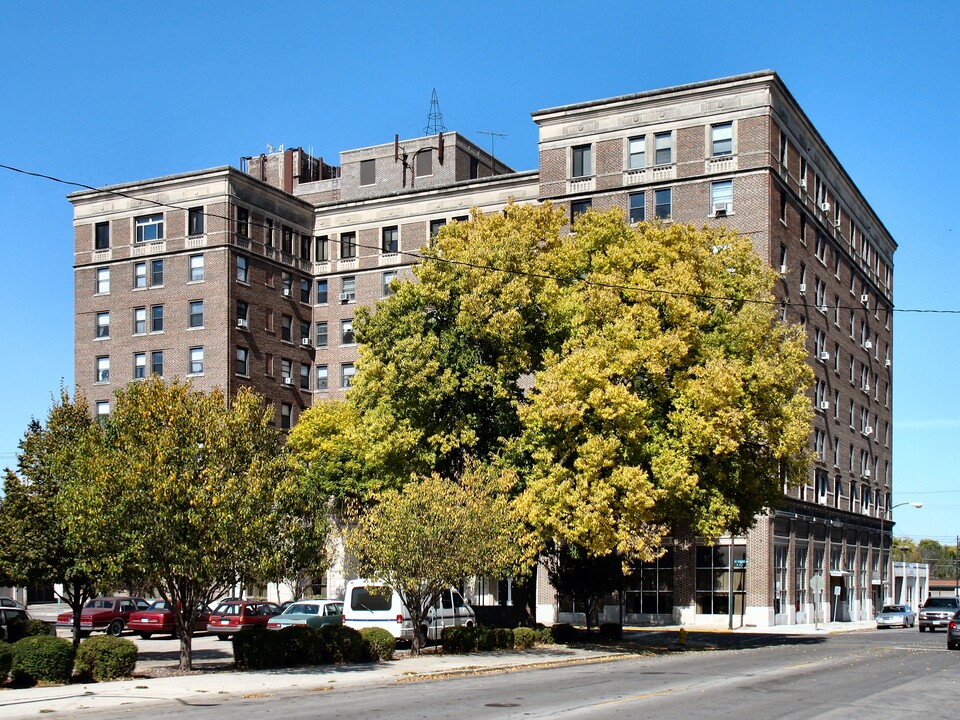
(360, 158), (376, 186)
(341, 276), (356, 302)
(571, 200), (591, 222)
(236, 347), (249, 376)
(151, 305), (164, 332)
(628, 136), (646, 169)
(96, 312), (110, 339)
(133, 353), (146, 379)
(696, 544), (745, 615)
(800, 215), (806, 245)
(341, 319), (355, 345)
(469, 156), (480, 179)
(628, 192), (645, 223)
(299, 363), (310, 390)
(430, 219), (446, 238)
(135, 214), (164, 243)
(188, 207), (204, 236)
(382, 271), (397, 297)
(382, 226), (398, 254)
(316, 365), (328, 390)
(281, 358), (292, 381)
(280, 403), (292, 431)
(300, 321), (311, 344)
(95, 401), (110, 420)
(151, 259), (164, 286)
(236, 207), (249, 237)
(96, 267), (110, 294)
(133, 307), (146, 335)
(189, 347), (204, 375)
(265, 219), (275, 248)
(624, 548), (674, 615)
(189, 254), (204, 282)
(711, 122), (733, 156)
(654, 132), (673, 165)
(151, 351), (164, 376)
(711, 180), (733, 215)
(415, 151), (432, 177)
(316, 279), (328, 304)
(780, 191), (786, 224)
(655, 188), (672, 219)
(298, 278), (310, 304)
(281, 271), (293, 296)
(96, 356), (110, 383)
(95, 222), (109, 250)
(133, 262), (146, 289)
(237, 255), (249, 283)
(340, 232), (356, 259)
(300, 234), (311, 261)
(316, 322), (328, 347)
(341, 363), (356, 389)
(236, 300), (248, 327)
(316, 235), (329, 261)
(282, 226), (293, 255)
(572, 144), (592, 177)
(281, 315), (292, 342)
(189, 300), (204, 328)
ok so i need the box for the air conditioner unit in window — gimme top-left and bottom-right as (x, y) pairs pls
(819, 401), (830, 411)
(820, 202), (831, 212)
(885, 358), (891, 367)
(779, 264), (787, 274)
(282, 288), (292, 297)
(236, 318), (248, 329)
(799, 283), (806, 293)
(833, 219), (841, 228)
(861, 468), (871, 478)
(301, 338), (311, 346)
(860, 294), (870, 304)
(818, 305), (828, 313)
(282, 377), (293, 386)
(819, 351), (830, 361)
(864, 340), (873, 350)
(713, 201), (730, 216)
(799, 177), (807, 189)
(863, 383), (870, 393)
(339, 293), (350, 302)
(863, 426), (873, 436)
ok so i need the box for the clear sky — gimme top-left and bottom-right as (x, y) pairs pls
(1, 1), (957, 543)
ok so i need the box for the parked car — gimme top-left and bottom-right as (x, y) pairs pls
(875, 604), (916, 628)
(343, 579), (475, 644)
(55, 597), (149, 637)
(207, 600), (279, 640)
(0, 598), (25, 609)
(266, 600), (344, 630)
(918, 596), (960, 632)
(127, 600), (212, 639)
(947, 611), (960, 650)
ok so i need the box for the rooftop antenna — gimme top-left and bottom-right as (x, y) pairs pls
(477, 130), (506, 175)
(424, 88), (447, 135)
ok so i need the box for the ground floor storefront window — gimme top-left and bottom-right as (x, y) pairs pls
(625, 548), (674, 615)
(696, 544), (745, 615)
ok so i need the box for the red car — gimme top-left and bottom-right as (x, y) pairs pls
(56, 596), (149, 637)
(127, 600), (213, 639)
(207, 600), (279, 640)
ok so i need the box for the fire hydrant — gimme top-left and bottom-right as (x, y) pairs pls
(677, 627), (688, 647)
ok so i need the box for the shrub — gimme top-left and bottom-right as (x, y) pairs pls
(25, 620), (54, 638)
(232, 627), (286, 670)
(4, 618), (27, 644)
(10, 635), (75, 687)
(441, 626), (474, 653)
(277, 625), (321, 666)
(318, 625), (367, 664)
(513, 627), (537, 649)
(598, 623), (622, 640)
(75, 635), (138, 681)
(535, 626), (555, 645)
(0, 642), (12, 679)
(360, 627), (396, 661)
(550, 623), (578, 644)
(441, 626), (516, 654)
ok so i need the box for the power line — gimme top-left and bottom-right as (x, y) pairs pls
(4, 160), (958, 315)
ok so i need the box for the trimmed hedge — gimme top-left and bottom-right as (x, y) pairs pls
(233, 627), (287, 670)
(25, 620), (54, 638)
(598, 623), (622, 640)
(535, 626), (556, 645)
(233, 624), (372, 670)
(513, 627), (537, 650)
(441, 626), (515, 653)
(3, 618), (27, 644)
(75, 635), (138, 681)
(319, 624), (368, 664)
(360, 627), (396, 661)
(550, 623), (578, 644)
(0, 642), (12, 679)
(10, 635), (75, 687)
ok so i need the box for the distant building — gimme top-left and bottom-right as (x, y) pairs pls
(70, 71), (895, 628)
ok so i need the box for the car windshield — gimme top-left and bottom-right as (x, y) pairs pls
(147, 601), (169, 611)
(84, 599), (114, 609)
(924, 598), (958, 608)
(284, 603), (320, 615)
(881, 606), (905, 613)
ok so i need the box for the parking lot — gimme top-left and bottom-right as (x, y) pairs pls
(53, 627), (236, 673)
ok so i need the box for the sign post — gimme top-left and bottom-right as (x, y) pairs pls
(810, 573), (825, 630)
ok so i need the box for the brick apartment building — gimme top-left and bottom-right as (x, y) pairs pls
(70, 71), (895, 628)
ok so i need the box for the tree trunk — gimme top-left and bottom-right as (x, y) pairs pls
(179, 632), (193, 672)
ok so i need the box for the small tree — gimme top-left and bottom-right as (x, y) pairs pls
(64, 378), (328, 671)
(349, 465), (526, 655)
(542, 543), (627, 632)
(0, 389), (103, 647)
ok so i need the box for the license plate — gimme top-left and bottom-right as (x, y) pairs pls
(220, 619), (230, 625)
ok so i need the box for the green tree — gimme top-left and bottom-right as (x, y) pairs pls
(64, 377), (327, 671)
(0, 389), (103, 647)
(348, 464), (525, 655)
(543, 543), (626, 632)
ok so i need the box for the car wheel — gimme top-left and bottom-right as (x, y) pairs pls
(107, 620), (124, 637)
(949, 641), (957, 651)
(138, 632), (153, 640)
(919, 625), (925, 632)
(217, 634), (229, 641)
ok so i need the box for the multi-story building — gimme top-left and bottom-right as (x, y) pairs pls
(70, 71), (895, 628)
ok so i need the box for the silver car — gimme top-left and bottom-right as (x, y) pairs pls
(876, 604), (916, 629)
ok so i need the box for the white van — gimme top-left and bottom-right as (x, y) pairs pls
(343, 579), (475, 643)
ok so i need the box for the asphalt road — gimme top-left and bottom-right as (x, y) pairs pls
(80, 626), (956, 720)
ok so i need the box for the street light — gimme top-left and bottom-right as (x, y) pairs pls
(880, 502), (923, 605)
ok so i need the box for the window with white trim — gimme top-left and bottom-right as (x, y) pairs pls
(628, 136), (646, 169)
(711, 123), (733, 156)
(135, 214), (164, 243)
(572, 144), (592, 178)
(96, 267), (110, 294)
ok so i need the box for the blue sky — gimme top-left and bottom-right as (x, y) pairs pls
(1, 1), (957, 543)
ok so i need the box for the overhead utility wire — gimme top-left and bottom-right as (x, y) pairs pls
(3, 161), (957, 315)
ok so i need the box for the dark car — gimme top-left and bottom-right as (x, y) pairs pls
(127, 600), (212, 639)
(947, 611), (960, 650)
(56, 596), (150, 637)
(207, 601), (279, 640)
(918, 596), (960, 632)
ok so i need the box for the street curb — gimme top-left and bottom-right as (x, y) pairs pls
(392, 652), (642, 683)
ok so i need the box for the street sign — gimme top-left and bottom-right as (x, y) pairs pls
(833, 585), (841, 596)
(810, 573), (825, 593)
(734, 559), (747, 569)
